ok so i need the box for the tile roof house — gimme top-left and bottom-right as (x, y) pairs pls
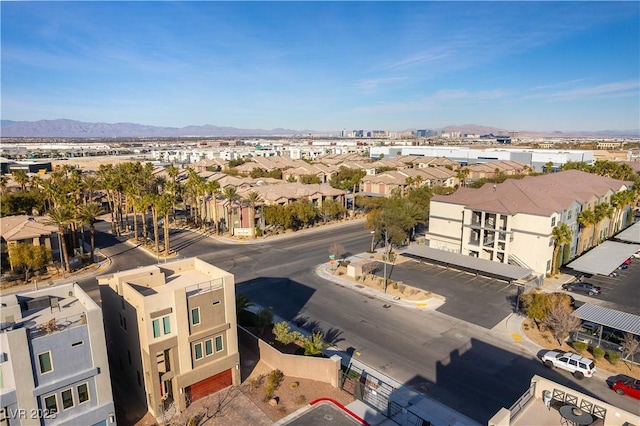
(0, 215), (59, 271)
(465, 160), (530, 182)
(426, 170), (634, 276)
(360, 167), (457, 196)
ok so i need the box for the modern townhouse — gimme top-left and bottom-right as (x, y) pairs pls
(97, 257), (240, 421)
(464, 160), (530, 182)
(0, 283), (116, 426)
(426, 170), (633, 276)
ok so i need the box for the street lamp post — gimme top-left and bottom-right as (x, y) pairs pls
(370, 231), (375, 252)
(58, 232), (66, 278)
(383, 229), (388, 293)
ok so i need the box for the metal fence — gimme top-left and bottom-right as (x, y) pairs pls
(509, 382), (536, 422)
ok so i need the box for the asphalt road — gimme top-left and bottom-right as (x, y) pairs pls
(82, 219), (640, 423)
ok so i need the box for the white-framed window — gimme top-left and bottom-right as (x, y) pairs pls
(62, 388), (74, 410)
(551, 217), (556, 226)
(194, 342), (203, 360)
(77, 383), (90, 404)
(215, 335), (223, 353)
(38, 351), (53, 374)
(205, 339), (213, 356)
(152, 319), (161, 338)
(44, 394), (58, 414)
(191, 307), (200, 325)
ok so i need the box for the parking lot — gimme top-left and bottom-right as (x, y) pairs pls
(389, 258), (518, 329)
(571, 255), (640, 316)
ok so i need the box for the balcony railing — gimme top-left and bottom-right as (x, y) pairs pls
(185, 278), (224, 297)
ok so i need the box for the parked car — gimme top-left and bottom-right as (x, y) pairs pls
(541, 350), (596, 379)
(562, 282), (601, 296)
(612, 376), (640, 399)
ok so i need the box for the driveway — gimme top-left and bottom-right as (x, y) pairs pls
(386, 258), (518, 329)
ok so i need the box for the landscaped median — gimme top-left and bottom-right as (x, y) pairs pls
(322, 254), (446, 309)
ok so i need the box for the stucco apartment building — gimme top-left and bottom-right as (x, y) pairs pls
(426, 170), (633, 276)
(0, 283), (115, 425)
(97, 257), (239, 421)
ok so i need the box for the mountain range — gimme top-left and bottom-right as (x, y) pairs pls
(1, 119), (638, 138)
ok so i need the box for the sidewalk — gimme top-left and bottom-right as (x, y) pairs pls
(0, 248), (112, 296)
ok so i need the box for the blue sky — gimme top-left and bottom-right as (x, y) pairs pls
(2, 1), (639, 132)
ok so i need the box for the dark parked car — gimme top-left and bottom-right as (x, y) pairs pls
(562, 282), (601, 296)
(612, 376), (640, 400)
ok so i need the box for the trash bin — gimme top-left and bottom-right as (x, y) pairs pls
(543, 390), (552, 409)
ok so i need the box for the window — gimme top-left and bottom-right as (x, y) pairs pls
(162, 316), (171, 334)
(215, 335), (223, 352)
(546, 260), (551, 271)
(119, 313), (127, 331)
(194, 342), (203, 360)
(191, 308), (200, 325)
(38, 352), (53, 374)
(152, 316), (171, 338)
(212, 300), (220, 306)
(549, 237), (553, 247)
(62, 388), (74, 410)
(0, 366), (3, 388)
(44, 394), (58, 413)
(568, 210), (573, 220)
(71, 340), (83, 347)
(551, 217), (556, 226)
(77, 383), (89, 404)
(205, 339), (213, 356)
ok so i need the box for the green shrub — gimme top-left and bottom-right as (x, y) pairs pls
(263, 369), (285, 399)
(592, 346), (605, 358)
(571, 341), (588, 352)
(392, 282), (398, 290)
(607, 351), (621, 365)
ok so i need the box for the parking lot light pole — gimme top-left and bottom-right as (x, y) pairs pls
(383, 230), (388, 293)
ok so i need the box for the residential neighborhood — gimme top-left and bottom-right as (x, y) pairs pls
(1, 138), (640, 426)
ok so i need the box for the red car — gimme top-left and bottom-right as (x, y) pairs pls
(612, 377), (640, 399)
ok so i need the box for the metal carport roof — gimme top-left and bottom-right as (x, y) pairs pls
(615, 222), (640, 244)
(401, 246), (533, 281)
(573, 303), (640, 336)
(566, 241), (640, 276)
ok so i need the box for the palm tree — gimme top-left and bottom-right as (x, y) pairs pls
(156, 193), (174, 255)
(593, 203), (610, 245)
(221, 186), (240, 235)
(203, 180), (220, 230)
(46, 206), (73, 273)
(244, 191), (263, 238)
(12, 170), (29, 192)
(0, 176), (8, 195)
(78, 203), (105, 263)
(82, 175), (100, 205)
(577, 209), (595, 252)
(551, 223), (573, 275)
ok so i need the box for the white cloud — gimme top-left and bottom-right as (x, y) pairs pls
(523, 80), (639, 102)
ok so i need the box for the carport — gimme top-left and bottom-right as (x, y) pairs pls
(566, 240), (640, 276)
(614, 221), (640, 243)
(573, 303), (640, 339)
(401, 246), (534, 283)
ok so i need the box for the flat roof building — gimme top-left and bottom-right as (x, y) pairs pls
(0, 283), (116, 425)
(97, 257), (240, 422)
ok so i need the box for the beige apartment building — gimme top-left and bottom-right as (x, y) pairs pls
(98, 257), (240, 420)
(426, 170), (634, 276)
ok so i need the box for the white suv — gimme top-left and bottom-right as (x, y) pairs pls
(541, 351), (596, 380)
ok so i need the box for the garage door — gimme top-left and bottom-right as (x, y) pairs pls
(189, 369), (232, 402)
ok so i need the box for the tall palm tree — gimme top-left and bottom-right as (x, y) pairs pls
(78, 203), (105, 263)
(156, 193), (174, 255)
(221, 186), (240, 235)
(204, 180), (220, 231)
(593, 203), (610, 245)
(12, 170), (29, 192)
(82, 175), (100, 205)
(577, 209), (595, 252)
(551, 223), (573, 275)
(46, 206), (73, 273)
(244, 191), (263, 238)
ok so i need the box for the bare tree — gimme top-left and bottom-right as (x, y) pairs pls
(329, 242), (346, 261)
(361, 261), (380, 280)
(621, 333), (640, 368)
(543, 302), (581, 344)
